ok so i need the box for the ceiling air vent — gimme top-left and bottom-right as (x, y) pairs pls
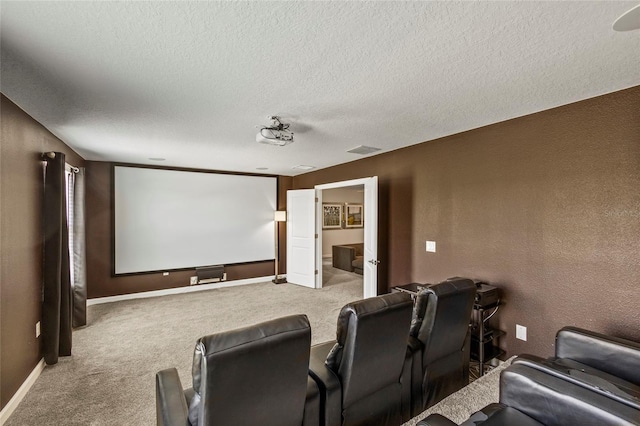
(347, 145), (381, 155)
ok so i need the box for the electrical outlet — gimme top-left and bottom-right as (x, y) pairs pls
(190, 276), (198, 285)
(36, 321), (41, 338)
(426, 241), (436, 252)
(516, 324), (527, 341)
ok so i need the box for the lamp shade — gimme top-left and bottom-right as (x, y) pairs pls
(274, 211), (287, 222)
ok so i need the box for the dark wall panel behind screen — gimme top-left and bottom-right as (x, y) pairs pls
(114, 166), (277, 274)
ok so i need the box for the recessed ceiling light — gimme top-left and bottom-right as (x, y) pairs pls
(256, 167), (268, 170)
(292, 165), (315, 170)
(148, 157), (166, 161)
(347, 145), (381, 155)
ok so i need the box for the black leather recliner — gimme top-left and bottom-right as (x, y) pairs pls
(308, 292), (414, 426)
(407, 278), (477, 418)
(156, 314), (320, 426)
(512, 326), (640, 410)
(418, 362), (640, 426)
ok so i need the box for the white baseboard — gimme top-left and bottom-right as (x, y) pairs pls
(87, 276), (273, 306)
(0, 358), (45, 425)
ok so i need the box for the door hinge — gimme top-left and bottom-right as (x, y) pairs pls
(315, 233), (318, 238)
(315, 269), (318, 275)
(315, 197), (319, 202)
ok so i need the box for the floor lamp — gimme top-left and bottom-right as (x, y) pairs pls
(273, 210), (287, 284)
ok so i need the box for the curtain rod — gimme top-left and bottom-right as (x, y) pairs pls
(42, 152), (80, 173)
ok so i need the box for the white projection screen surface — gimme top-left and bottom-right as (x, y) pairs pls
(114, 166), (277, 274)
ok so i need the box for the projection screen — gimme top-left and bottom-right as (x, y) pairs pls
(114, 166), (277, 274)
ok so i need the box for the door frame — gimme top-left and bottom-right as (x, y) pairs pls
(315, 177), (378, 298)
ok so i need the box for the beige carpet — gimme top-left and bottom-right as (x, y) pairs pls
(6, 266), (362, 426)
(402, 358), (513, 425)
(7, 264), (507, 426)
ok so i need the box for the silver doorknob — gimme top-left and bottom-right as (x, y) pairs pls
(368, 259), (381, 265)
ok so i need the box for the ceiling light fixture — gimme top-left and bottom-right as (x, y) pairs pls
(613, 4), (640, 31)
(256, 116), (294, 146)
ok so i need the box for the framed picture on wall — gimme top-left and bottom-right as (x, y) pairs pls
(322, 203), (343, 229)
(345, 204), (363, 228)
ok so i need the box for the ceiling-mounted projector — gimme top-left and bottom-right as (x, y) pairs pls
(256, 116), (294, 146)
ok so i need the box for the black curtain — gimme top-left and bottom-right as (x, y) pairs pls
(71, 167), (87, 327)
(42, 152), (72, 365)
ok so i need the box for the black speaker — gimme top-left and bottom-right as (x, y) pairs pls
(196, 265), (225, 284)
(475, 282), (499, 308)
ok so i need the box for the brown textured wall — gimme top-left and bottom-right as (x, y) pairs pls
(85, 162), (290, 298)
(0, 94), (85, 409)
(294, 86), (640, 358)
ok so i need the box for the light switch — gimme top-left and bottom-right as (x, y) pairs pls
(426, 241), (436, 252)
(516, 324), (527, 341)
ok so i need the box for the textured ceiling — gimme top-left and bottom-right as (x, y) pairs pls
(1, 1), (639, 176)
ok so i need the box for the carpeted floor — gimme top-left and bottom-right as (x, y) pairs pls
(6, 265), (362, 426)
(7, 263), (507, 426)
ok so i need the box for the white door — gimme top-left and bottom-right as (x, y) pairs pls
(363, 176), (378, 298)
(286, 189), (316, 288)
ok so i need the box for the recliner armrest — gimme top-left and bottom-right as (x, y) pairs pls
(156, 368), (189, 426)
(407, 336), (424, 417)
(304, 376), (321, 426)
(417, 404), (542, 426)
(556, 326), (640, 384)
(513, 354), (640, 409)
(512, 353), (546, 365)
(461, 329), (471, 386)
(401, 346), (413, 422)
(416, 413), (458, 426)
(309, 341), (342, 426)
(501, 364), (640, 425)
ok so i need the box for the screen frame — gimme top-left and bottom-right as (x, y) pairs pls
(110, 163), (280, 277)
